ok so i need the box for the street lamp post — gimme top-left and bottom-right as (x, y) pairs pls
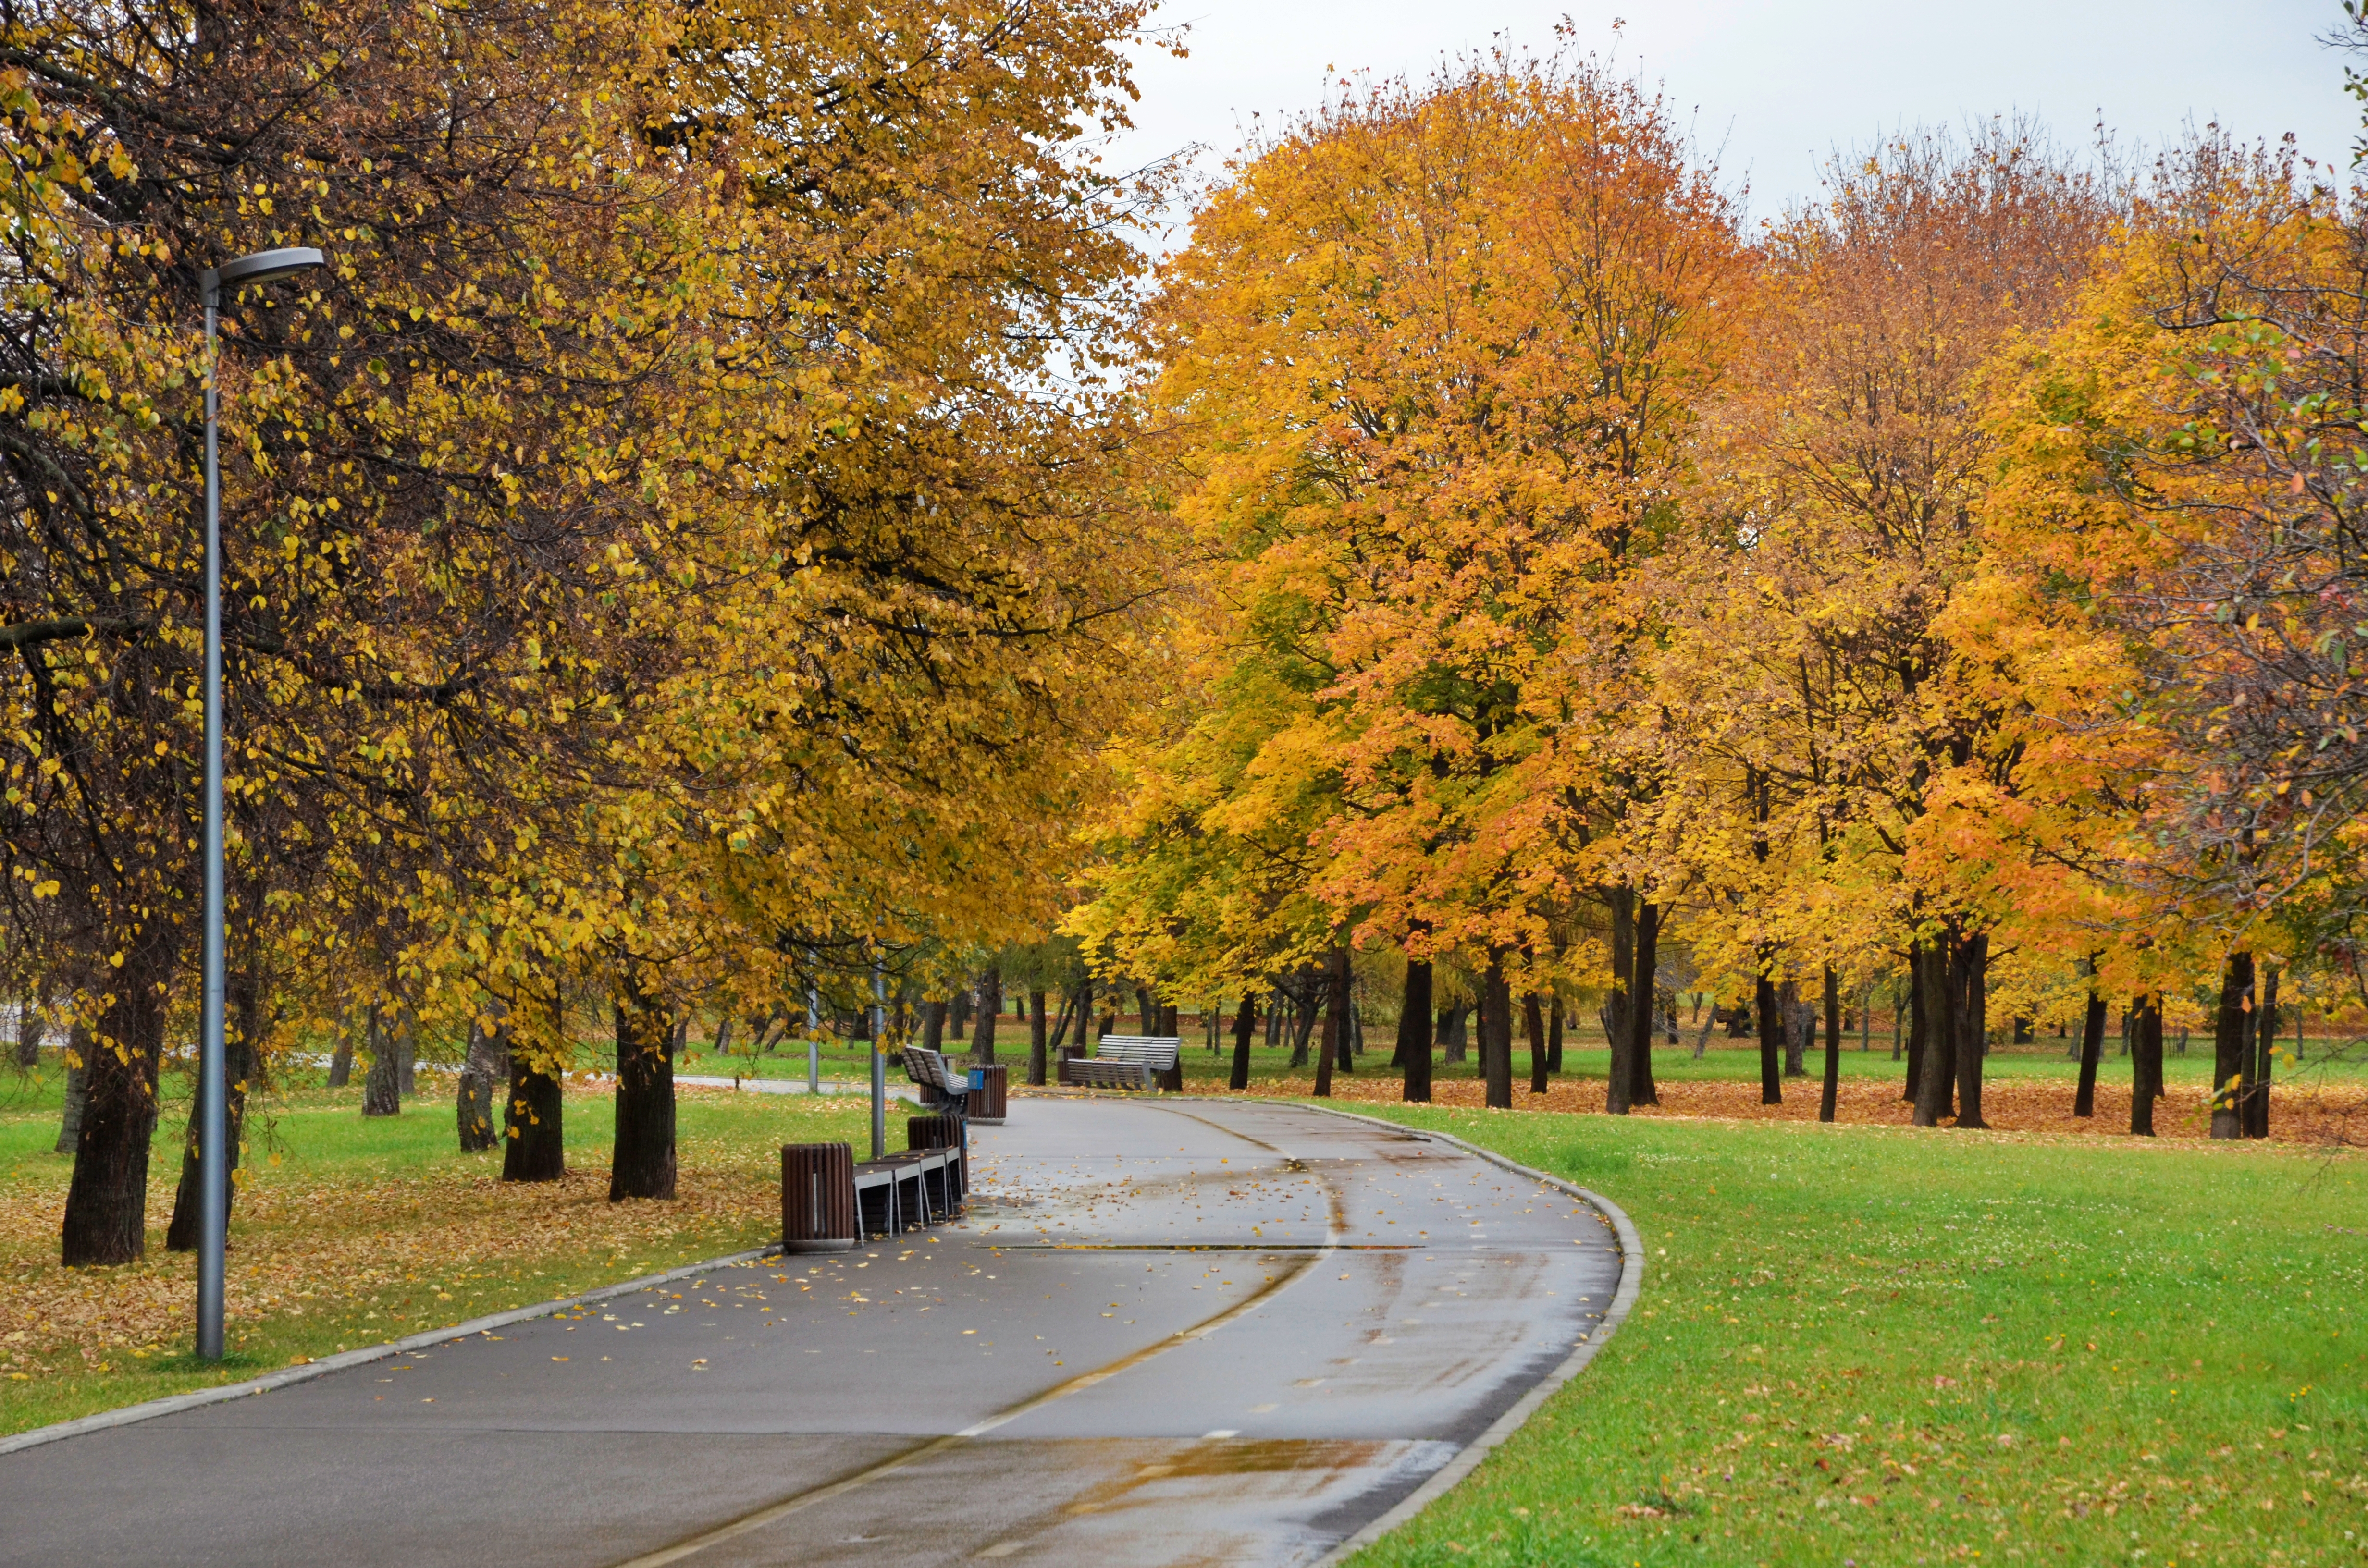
(196, 246), (323, 1361)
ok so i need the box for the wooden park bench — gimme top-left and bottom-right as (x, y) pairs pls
(900, 1046), (972, 1114)
(1059, 1035), (1182, 1092)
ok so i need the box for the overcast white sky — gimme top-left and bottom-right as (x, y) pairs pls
(1105, 0), (2358, 231)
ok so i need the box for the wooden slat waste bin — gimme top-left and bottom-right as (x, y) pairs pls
(782, 1141), (856, 1252)
(968, 1062), (1008, 1124)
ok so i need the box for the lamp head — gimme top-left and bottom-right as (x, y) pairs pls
(201, 246), (325, 299)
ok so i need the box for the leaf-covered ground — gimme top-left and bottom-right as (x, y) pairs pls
(1313, 1102), (2367, 1568)
(0, 1066), (871, 1436)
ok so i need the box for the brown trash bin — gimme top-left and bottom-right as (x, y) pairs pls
(782, 1142), (856, 1252)
(970, 1062), (1008, 1123)
(907, 1113), (966, 1198)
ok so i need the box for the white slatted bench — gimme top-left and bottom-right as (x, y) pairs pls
(1061, 1035), (1182, 1091)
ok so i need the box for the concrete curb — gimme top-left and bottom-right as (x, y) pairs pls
(0, 1245), (785, 1459)
(1255, 1100), (1645, 1567)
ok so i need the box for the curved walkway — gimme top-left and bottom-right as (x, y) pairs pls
(0, 1097), (1630, 1568)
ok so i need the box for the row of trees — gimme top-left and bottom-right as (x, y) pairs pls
(2, 0), (1178, 1263)
(1071, 43), (2368, 1138)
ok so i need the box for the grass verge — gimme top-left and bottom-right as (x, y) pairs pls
(0, 1066), (869, 1437)
(1325, 1102), (2366, 1568)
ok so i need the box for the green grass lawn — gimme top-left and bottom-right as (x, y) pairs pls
(0, 1060), (874, 1436)
(1320, 1102), (2366, 1568)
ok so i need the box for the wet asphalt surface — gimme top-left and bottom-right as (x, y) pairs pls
(0, 1097), (1624, 1567)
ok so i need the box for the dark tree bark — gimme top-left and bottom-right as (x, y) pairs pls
(326, 1014), (354, 1088)
(1525, 991), (1548, 1095)
(12, 992), (41, 1067)
(1162, 1002), (1181, 1038)
(166, 968), (266, 1251)
(2131, 993), (2163, 1137)
(1780, 980), (1807, 1079)
(1314, 950), (1349, 1098)
(1953, 933), (1991, 1129)
(1135, 986), (1155, 1036)
(922, 1000), (946, 1051)
(1027, 990), (1048, 1087)
(1818, 964), (1841, 1124)
(1266, 993), (1281, 1047)
(2073, 980), (2107, 1119)
(1229, 994), (1257, 1090)
(1482, 954), (1513, 1110)
(1607, 892), (1638, 1114)
(1287, 984), (1313, 1068)
(1913, 936), (1956, 1128)
(1903, 950), (1926, 1101)
(457, 1008), (511, 1153)
(55, 1029), (89, 1155)
(974, 967), (1001, 1064)
(360, 1006), (401, 1117)
(1440, 1000), (1468, 1064)
(1399, 961), (1432, 1102)
(2249, 964), (2278, 1139)
(2210, 951), (2254, 1140)
(1546, 993), (1564, 1073)
(610, 976), (677, 1201)
(949, 988), (972, 1041)
(1628, 901), (1661, 1107)
(1755, 972), (1783, 1106)
(1076, 977), (1094, 1053)
(503, 1056), (566, 1182)
(62, 930), (177, 1266)
(395, 1008), (417, 1098)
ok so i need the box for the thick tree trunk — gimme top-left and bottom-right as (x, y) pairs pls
(1953, 933), (1990, 1129)
(1755, 972), (1783, 1106)
(2210, 951), (2254, 1140)
(55, 1031), (88, 1155)
(610, 976), (678, 1201)
(922, 1001), (946, 1051)
(326, 1013), (354, 1088)
(1399, 962), (1432, 1102)
(1230, 994), (1257, 1090)
(1440, 1001), (1468, 1064)
(2249, 965), (2278, 1139)
(973, 967), (1001, 1064)
(2073, 984), (2107, 1119)
(1027, 991), (1048, 1087)
(1266, 993), (1281, 1048)
(1288, 987), (1313, 1068)
(62, 930), (177, 1266)
(502, 1055), (567, 1182)
(1913, 936), (1956, 1129)
(1482, 955), (1513, 1110)
(1314, 950), (1348, 1098)
(166, 969), (266, 1251)
(1606, 891), (1637, 1114)
(1779, 980), (1807, 1078)
(360, 1006), (401, 1117)
(1135, 986), (1155, 1036)
(1628, 901), (1661, 1106)
(1903, 953), (1927, 1100)
(12, 992), (41, 1067)
(395, 1008), (418, 1098)
(1819, 964), (1841, 1124)
(1547, 993), (1564, 1072)
(1525, 991), (1548, 1095)
(2131, 993), (2163, 1137)
(949, 988), (971, 1041)
(457, 1009), (510, 1153)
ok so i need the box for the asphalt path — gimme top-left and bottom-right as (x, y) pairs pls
(0, 1097), (1626, 1567)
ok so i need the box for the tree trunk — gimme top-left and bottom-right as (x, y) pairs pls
(1903, 953), (1924, 1098)
(1230, 994), (1257, 1090)
(610, 975), (678, 1201)
(1628, 901), (1661, 1106)
(326, 1013), (354, 1088)
(166, 968), (267, 1252)
(395, 1007), (418, 1098)
(1525, 991), (1548, 1095)
(1818, 964), (1841, 1124)
(1135, 986), (1155, 1037)
(1952, 933), (1990, 1129)
(55, 1029), (89, 1155)
(1547, 993), (1564, 1072)
(2131, 993), (2163, 1137)
(12, 992), (41, 1067)
(1913, 936), (1956, 1129)
(2210, 951), (2253, 1140)
(1440, 1000), (1468, 1065)
(62, 930), (177, 1266)
(949, 988), (971, 1041)
(361, 1005), (401, 1117)
(2249, 964), (2278, 1139)
(1606, 891), (1637, 1114)
(1482, 954), (1513, 1110)
(1314, 950), (1348, 1098)
(922, 1001), (946, 1051)
(2073, 983), (2107, 1119)
(1026, 990), (1048, 1087)
(1288, 987), (1313, 1068)
(502, 1054), (567, 1182)
(1755, 972), (1783, 1106)
(1399, 962), (1432, 1103)
(457, 1008), (511, 1153)
(973, 967), (1001, 1064)
(1266, 993), (1281, 1047)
